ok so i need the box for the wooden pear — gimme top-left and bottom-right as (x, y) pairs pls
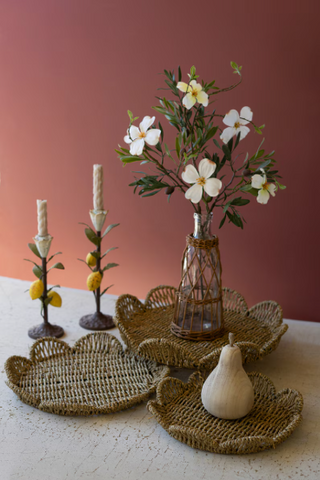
(201, 333), (254, 420)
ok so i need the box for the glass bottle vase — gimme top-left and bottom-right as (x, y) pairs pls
(171, 213), (224, 341)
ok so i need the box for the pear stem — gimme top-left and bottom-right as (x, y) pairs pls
(229, 332), (234, 347)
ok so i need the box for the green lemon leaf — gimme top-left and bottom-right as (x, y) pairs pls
(28, 243), (41, 259)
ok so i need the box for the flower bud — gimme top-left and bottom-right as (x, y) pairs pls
(243, 169), (252, 178)
(165, 186), (175, 195)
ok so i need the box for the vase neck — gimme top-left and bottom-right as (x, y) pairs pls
(193, 213), (213, 240)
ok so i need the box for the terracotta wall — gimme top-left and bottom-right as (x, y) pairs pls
(0, 0), (318, 320)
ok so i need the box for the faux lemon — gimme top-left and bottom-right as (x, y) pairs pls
(47, 291), (62, 308)
(86, 253), (97, 267)
(29, 279), (44, 300)
(87, 272), (102, 291)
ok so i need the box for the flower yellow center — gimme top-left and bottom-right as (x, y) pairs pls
(262, 181), (269, 190)
(197, 177), (206, 187)
(139, 132), (146, 138)
(191, 88), (198, 97)
(234, 122), (240, 129)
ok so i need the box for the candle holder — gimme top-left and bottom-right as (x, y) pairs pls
(25, 236), (65, 339)
(78, 210), (119, 330)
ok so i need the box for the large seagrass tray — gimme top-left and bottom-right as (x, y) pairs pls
(115, 286), (288, 370)
(147, 372), (303, 455)
(5, 332), (169, 416)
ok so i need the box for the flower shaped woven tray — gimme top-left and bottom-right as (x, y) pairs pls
(115, 286), (288, 370)
(5, 332), (170, 416)
(147, 372), (303, 455)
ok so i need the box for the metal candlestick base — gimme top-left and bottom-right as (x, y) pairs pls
(79, 312), (115, 331)
(28, 323), (64, 340)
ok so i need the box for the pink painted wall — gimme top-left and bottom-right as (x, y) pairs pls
(0, 0), (318, 320)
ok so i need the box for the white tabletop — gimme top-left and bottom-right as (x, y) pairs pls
(0, 277), (319, 480)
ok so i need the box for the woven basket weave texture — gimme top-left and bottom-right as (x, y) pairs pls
(5, 332), (170, 416)
(147, 372), (303, 454)
(115, 285), (288, 369)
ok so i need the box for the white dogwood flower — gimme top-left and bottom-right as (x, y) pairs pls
(124, 116), (161, 156)
(177, 80), (209, 110)
(220, 107), (253, 144)
(182, 158), (222, 204)
(251, 170), (276, 204)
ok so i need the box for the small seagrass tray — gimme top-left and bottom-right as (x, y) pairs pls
(147, 372), (303, 455)
(115, 286), (288, 370)
(5, 332), (170, 416)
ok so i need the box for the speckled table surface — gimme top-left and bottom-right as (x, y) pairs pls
(1, 277), (319, 480)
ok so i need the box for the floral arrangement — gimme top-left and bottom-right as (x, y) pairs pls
(116, 63), (285, 229)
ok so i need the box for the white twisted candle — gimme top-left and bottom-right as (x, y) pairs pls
(93, 164), (104, 211)
(37, 199), (48, 236)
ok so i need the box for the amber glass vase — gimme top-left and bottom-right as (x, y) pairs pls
(171, 213), (224, 341)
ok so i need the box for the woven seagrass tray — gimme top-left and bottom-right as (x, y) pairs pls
(5, 332), (170, 416)
(115, 285), (288, 370)
(147, 372), (303, 454)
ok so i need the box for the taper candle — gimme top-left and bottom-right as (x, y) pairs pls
(37, 200), (48, 236)
(93, 164), (104, 211)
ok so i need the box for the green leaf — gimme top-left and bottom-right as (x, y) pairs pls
(101, 247), (118, 259)
(164, 143), (174, 161)
(77, 258), (93, 270)
(219, 214), (227, 229)
(47, 285), (61, 293)
(24, 258), (42, 269)
(121, 155), (144, 164)
(277, 183), (286, 190)
(102, 263), (119, 272)
(152, 106), (167, 114)
(230, 61), (242, 76)
(240, 185), (258, 197)
(79, 222), (94, 229)
(226, 211), (243, 229)
(47, 252), (62, 263)
(175, 136), (181, 159)
(28, 243), (41, 259)
(102, 223), (120, 238)
(159, 121), (164, 141)
(44, 297), (52, 306)
(178, 66), (182, 82)
(234, 132), (241, 150)
(33, 265), (42, 279)
(256, 160), (271, 171)
(205, 126), (218, 142)
(213, 138), (222, 150)
(240, 184), (253, 192)
(142, 190), (161, 197)
(100, 285), (114, 297)
(222, 144), (231, 160)
(90, 251), (100, 259)
(48, 262), (65, 271)
(254, 124), (265, 135)
(127, 110), (133, 121)
(85, 228), (101, 246)
(230, 197), (250, 207)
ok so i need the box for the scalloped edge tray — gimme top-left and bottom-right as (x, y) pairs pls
(5, 332), (170, 416)
(147, 372), (303, 454)
(115, 285), (288, 369)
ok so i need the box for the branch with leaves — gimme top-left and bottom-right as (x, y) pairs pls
(116, 63), (286, 229)
(26, 243), (64, 317)
(78, 221), (119, 310)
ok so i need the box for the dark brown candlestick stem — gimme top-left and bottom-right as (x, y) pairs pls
(96, 231), (101, 314)
(79, 230), (115, 331)
(42, 257), (48, 324)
